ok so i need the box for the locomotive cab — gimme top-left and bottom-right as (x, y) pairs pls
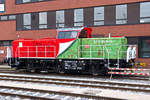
(79, 27), (92, 38)
(57, 27), (92, 39)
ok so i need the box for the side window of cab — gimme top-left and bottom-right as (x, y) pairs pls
(79, 29), (92, 38)
(79, 29), (88, 38)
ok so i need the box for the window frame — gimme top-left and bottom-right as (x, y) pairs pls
(16, 0), (51, 4)
(94, 6), (104, 26)
(8, 15), (16, 20)
(0, 40), (13, 46)
(0, 15), (8, 20)
(39, 12), (47, 29)
(74, 8), (84, 27)
(56, 10), (65, 28)
(138, 37), (150, 58)
(57, 31), (79, 39)
(140, 2), (150, 23)
(0, 15), (16, 21)
(116, 4), (127, 24)
(23, 13), (31, 30)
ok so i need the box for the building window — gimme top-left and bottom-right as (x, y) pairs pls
(116, 4), (127, 24)
(127, 37), (138, 45)
(9, 15), (16, 20)
(23, 0), (31, 3)
(74, 8), (83, 26)
(0, 15), (16, 21)
(23, 13), (31, 30)
(16, 0), (22, 4)
(139, 38), (150, 58)
(56, 10), (64, 28)
(32, 0), (39, 2)
(0, 16), (8, 20)
(16, 0), (50, 4)
(140, 2), (150, 23)
(0, 41), (12, 46)
(94, 7), (104, 25)
(39, 12), (47, 29)
(32, 0), (45, 1)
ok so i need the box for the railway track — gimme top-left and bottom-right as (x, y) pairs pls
(0, 68), (149, 99)
(109, 75), (150, 81)
(0, 85), (122, 100)
(0, 74), (149, 94)
(0, 69), (149, 81)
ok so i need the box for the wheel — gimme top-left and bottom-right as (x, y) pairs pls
(26, 63), (31, 72)
(35, 69), (41, 73)
(91, 66), (99, 76)
(56, 65), (65, 74)
(92, 73), (98, 76)
(30, 69), (36, 73)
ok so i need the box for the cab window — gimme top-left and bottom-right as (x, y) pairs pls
(57, 31), (78, 39)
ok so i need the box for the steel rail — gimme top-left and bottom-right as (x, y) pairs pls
(0, 75), (149, 93)
(0, 75), (149, 88)
(0, 85), (123, 100)
(0, 91), (57, 100)
(0, 70), (149, 81)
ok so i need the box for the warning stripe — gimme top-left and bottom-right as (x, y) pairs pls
(108, 72), (149, 76)
(109, 68), (150, 71)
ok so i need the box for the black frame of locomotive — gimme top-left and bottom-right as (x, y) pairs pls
(9, 57), (130, 75)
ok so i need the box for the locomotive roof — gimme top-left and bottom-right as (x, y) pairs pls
(57, 27), (85, 31)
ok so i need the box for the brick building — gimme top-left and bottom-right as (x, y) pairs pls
(0, 0), (150, 67)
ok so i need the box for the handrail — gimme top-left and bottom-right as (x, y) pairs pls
(15, 45), (56, 58)
(78, 44), (136, 68)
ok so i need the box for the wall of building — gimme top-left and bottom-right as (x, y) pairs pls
(92, 24), (150, 37)
(1, 0), (148, 14)
(0, 21), (16, 40)
(1, 0), (150, 38)
(16, 29), (57, 39)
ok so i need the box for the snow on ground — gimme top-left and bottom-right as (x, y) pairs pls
(0, 80), (149, 100)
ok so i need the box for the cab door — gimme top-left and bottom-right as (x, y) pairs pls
(79, 28), (92, 58)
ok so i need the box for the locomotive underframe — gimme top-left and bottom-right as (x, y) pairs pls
(9, 57), (131, 75)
